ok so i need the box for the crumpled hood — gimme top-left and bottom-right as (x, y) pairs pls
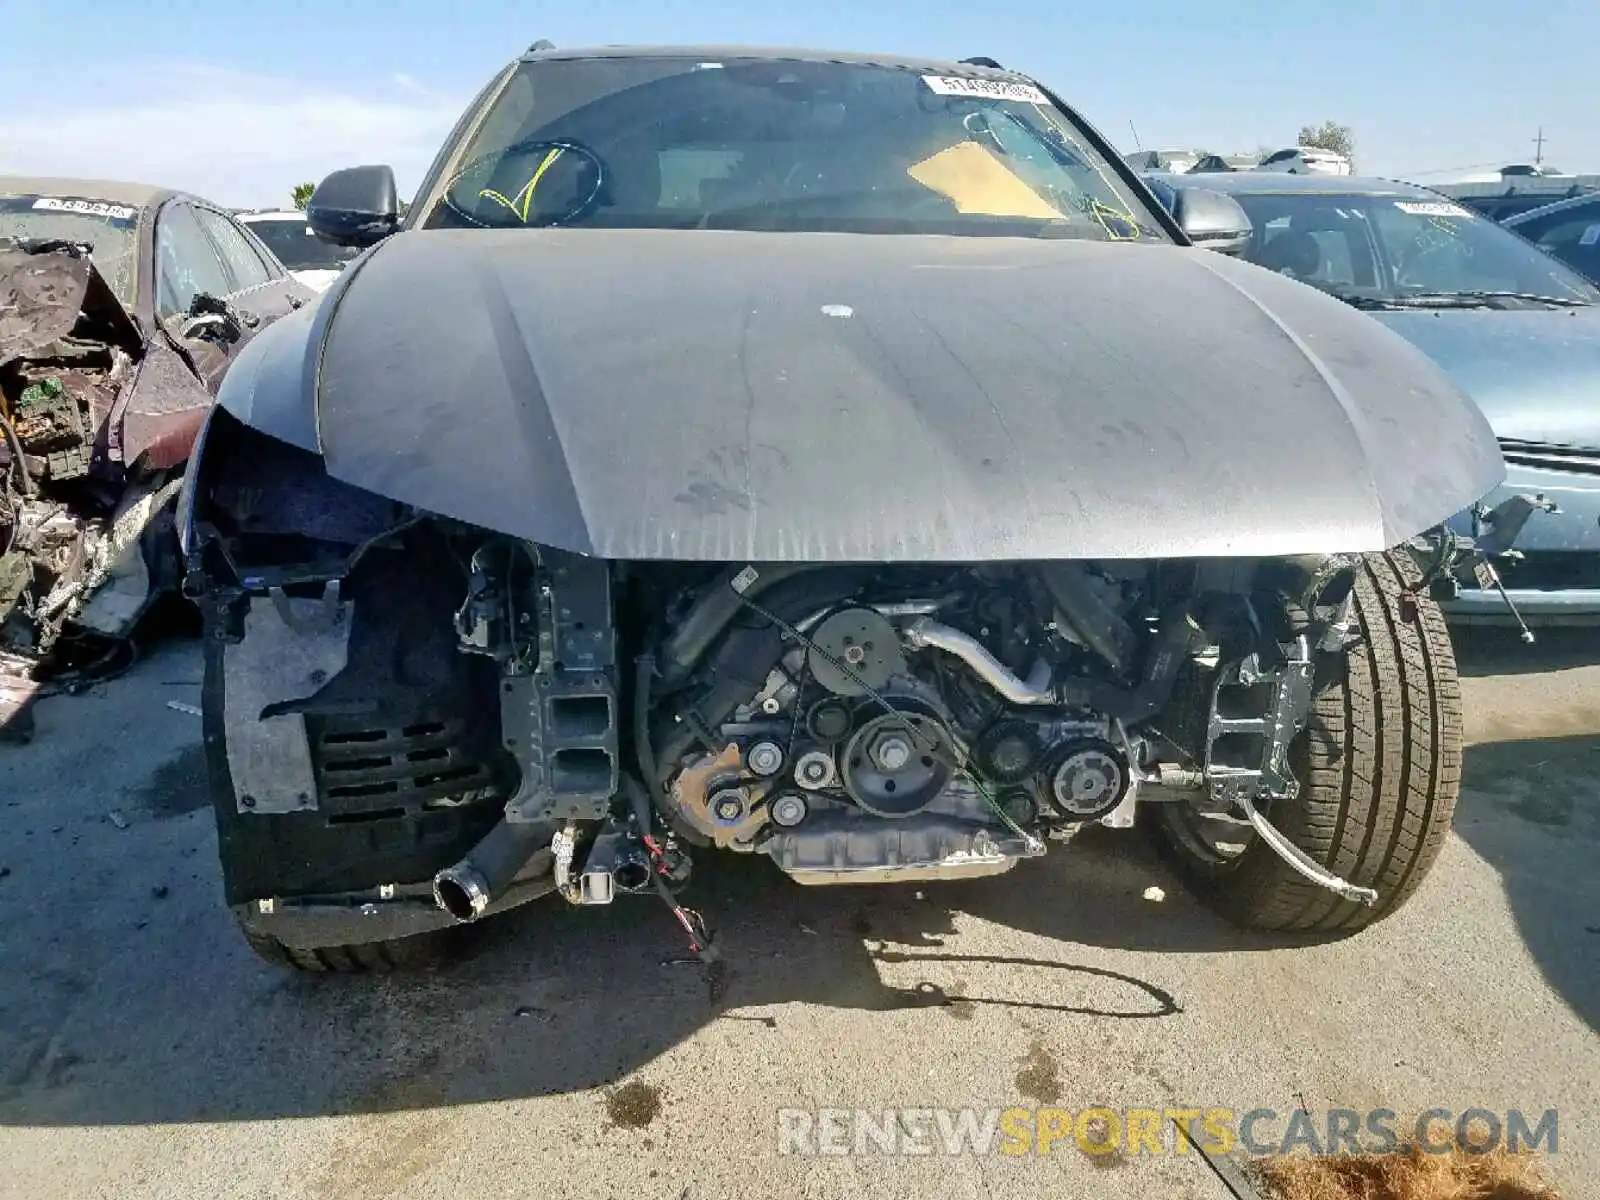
(1370, 308), (1600, 450)
(0, 240), (143, 364)
(229, 227), (1504, 562)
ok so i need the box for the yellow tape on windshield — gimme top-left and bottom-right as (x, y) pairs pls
(480, 146), (566, 223)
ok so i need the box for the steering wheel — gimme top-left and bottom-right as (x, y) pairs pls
(443, 137), (607, 229)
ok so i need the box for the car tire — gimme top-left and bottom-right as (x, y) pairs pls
(238, 924), (454, 973)
(1155, 550), (1463, 933)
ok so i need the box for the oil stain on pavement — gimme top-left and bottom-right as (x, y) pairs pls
(131, 743), (210, 817)
(606, 1081), (663, 1129)
(1014, 1040), (1062, 1104)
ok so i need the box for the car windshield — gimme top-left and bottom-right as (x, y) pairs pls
(242, 216), (360, 270)
(420, 56), (1169, 242)
(0, 193), (141, 307)
(1227, 190), (1600, 308)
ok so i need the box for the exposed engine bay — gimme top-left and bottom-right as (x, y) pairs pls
(439, 545), (1360, 906)
(1, 240), (206, 736)
(651, 576), (1173, 879)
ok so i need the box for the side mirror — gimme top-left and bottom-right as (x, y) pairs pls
(181, 293), (243, 345)
(1171, 188), (1253, 256)
(306, 165), (400, 248)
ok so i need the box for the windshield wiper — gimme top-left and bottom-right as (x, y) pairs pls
(1334, 290), (1591, 311)
(1414, 291), (1587, 310)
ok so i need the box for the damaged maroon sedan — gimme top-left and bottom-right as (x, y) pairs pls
(1, 177), (313, 737)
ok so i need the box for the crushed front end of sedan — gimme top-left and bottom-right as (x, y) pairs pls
(179, 45), (1509, 978)
(1, 240), (206, 738)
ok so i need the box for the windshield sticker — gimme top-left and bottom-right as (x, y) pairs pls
(921, 75), (1048, 105)
(1579, 223), (1600, 247)
(31, 196), (137, 220)
(1394, 201), (1472, 219)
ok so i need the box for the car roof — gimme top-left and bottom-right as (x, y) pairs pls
(1146, 171), (1435, 199)
(517, 43), (1032, 78)
(1503, 191), (1600, 228)
(0, 174), (174, 209)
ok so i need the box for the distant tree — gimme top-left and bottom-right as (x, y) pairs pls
(291, 182), (315, 211)
(1297, 121), (1355, 166)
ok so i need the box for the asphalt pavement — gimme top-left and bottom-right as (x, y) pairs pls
(1, 628), (1596, 1199)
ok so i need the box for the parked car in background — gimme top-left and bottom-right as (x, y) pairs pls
(1432, 175), (1600, 222)
(0, 175), (314, 736)
(1254, 147), (1352, 175)
(237, 209), (359, 292)
(1189, 153), (1259, 173)
(1146, 170), (1600, 627)
(1504, 192), (1600, 284)
(1123, 148), (1197, 174)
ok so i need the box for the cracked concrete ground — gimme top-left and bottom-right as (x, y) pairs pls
(1, 628), (1596, 1199)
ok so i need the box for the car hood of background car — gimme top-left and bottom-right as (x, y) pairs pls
(1369, 309), (1600, 450)
(221, 228), (1503, 562)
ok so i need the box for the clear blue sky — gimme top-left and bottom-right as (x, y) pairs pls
(2, 0), (1594, 206)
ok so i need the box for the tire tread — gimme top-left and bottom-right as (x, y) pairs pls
(240, 926), (452, 973)
(1158, 551), (1463, 934)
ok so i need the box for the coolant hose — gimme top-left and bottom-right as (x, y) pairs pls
(432, 818), (551, 921)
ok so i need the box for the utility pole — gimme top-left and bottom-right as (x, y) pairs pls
(1532, 126), (1546, 166)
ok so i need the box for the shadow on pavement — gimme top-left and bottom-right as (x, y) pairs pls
(1453, 734), (1600, 1035)
(1452, 625), (1600, 678)
(0, 802), (1298, 1127)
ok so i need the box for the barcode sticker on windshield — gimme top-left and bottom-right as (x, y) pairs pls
(921, 75), (1048, 104)
(32, 197), (137, 220)
(1579, 223), (1600, 247)
(1394, 201), (1472, 218)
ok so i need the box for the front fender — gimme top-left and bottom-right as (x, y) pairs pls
(213, 301), (323, 455)
(212, 232), (391, 455)
(177, 308), (322, 558)
(178, 241), (391, 559)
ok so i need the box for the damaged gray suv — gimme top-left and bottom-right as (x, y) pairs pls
(179, 44), (1509, 975)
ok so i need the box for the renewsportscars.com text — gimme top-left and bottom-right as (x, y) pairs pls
(776, 1106), (1558, 1158)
